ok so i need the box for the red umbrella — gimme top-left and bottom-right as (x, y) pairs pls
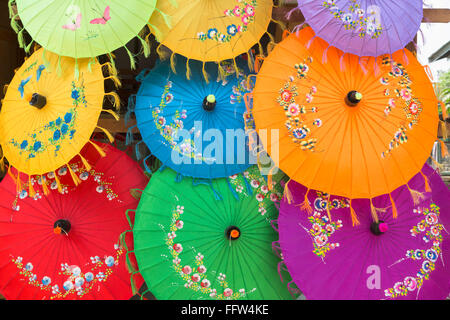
(0, 143), (147, 300)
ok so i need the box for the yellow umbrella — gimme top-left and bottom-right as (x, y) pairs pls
(149, 0), (280, 80)
(0, 48), (120, 194)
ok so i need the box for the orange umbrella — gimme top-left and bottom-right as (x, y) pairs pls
(250, 27), (441, 221)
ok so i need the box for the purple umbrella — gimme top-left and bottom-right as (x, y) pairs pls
(289, 0), (422, 58)
(275, 164), (450, 300)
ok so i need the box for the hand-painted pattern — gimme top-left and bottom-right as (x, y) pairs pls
(384, 204), (443, 299)
(10, 244), (123, 299)
(197, 0), (257, 44)
(323, 0), (383, 39)
(277, 57), (320, 152)
(166, 205), (256, 300)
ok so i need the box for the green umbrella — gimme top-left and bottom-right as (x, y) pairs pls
(129, 165), (293, 300)
(9, 0), (160, 70)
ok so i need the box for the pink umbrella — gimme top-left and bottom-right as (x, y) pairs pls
(275, 164), (450, 299)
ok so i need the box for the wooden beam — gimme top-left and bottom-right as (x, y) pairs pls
(272, 7), (450, 24)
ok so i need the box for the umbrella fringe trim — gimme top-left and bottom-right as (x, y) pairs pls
(438, 139), (448, 159)
(102, 108), (120, 121)
(88, 140), (107, 158)
(388, 193), (398, 219)
(419, 170), (432, 193)
(284, 179), (293, 204)
(104, 91), (121, 110)
(67, 165), (81, 186)
(370, 199), (379, 223)
(286, 280), (301, 299)
(440, 121), (448, 141)
(96, 126), (115, 144)
(192, 179), (222, 200)
(348, 199), (360, 226)
(296, 188), (312, 215)
(406, 183), (426, 205)
(143, 154), (154, 174)
(125, 94), (137, 125)
(135, 141), (145, 161)
(78, 153), (92, 172)
(226, 178), (240, 200)
(126, 124), (137, 146)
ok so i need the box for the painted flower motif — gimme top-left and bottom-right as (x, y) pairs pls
(425, 249), (438, 262)
(191, 273), (201, 282)
(173, 258), (181, 265)
(207, 28), (218, 39)
(175, 220), (184, 229)
(403, 277), (417, 291)
(306, 93), (313, 103)
(157, 116), (166, 126)
(105, 256), (115, 267)
(20, 140), (28, 150)
(41, 276), (51, 286)
(201, 279), (211, 288)
(342, 13), (352, 23)
(255, 193), (264, 202)
(281, 89), (293, 102)
(164, 126), (174, 136)
(182, 265), (192, 275)
(392, 65), (404, 77)
(197, 265), (207, 274)
(165, 93), (174, 104)
(425, 213), (438, 225)
(260, 185), (269, 194)
(227, 24), (238, 36)
(287, 103), (300, 116)
(63, 281), (74, 291)
(313, 119), (322, 127)
(230, 5), (241, 16)
(223, 288), (233, 297)
(19, 190), (28, 199)
(96, 185), (105, 193)
(71, 89), (80, 100)
(292, 127), (309, 140)
(33, 141), (42, 152)
(250, 179), (260, 188)
(259, 207), (267, 215)
(85, 272), (94, 282)
(245, 5), (255, 16)
(388, 98), (396, 108)
(270, 193), (280, 202)
(314, 234), (328, 247)
(79, 171), (89, 181)
(173, 243), (183, 253)
(408, 101), (419, 115)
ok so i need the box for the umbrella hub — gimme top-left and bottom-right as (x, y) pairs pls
(226, 226), (241, 240)
(202, 94), (216, 111)
(370, 220), (388, 236)
(29, 93), (47, 109)
(345, 90), (363, 107)
(54, 219), (71, 235)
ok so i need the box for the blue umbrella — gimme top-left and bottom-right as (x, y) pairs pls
(127, 56), (254, 179)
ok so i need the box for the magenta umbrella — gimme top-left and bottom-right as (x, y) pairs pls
(289, 0), (422, 58)
(276, 164), (450, 300)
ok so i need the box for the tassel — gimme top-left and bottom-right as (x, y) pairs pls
(349, 199), (360, 226)
(96, 126), (115, 143)
(185, 58), (191, 80)
(89, 140), (106, 157)
(102, 108), (120, 121)
(202, 61), (209, 83)
(78, 154), (92, 172)
(104, 92), (121, 110)
(28, 176), (36, 198)
(284, 179), (293, 204)
(420, 170), (432, 192)
(52, 171), (63, 193)
(246, 51), (254, 72)
(370, 199), (379, 223)
(101, 62), (118, 77)
(137, 35), (150, 58)
(389, 193), (398, 219)
(326, 194), (332, 221)
(406, 183), (425, 205)
(41, 177), (50, 196)
(299, 188), (312, 214)
(232, 58), (239, 77)
(0, 155), (5, 173)
(254, 56), (264, 73)
(25, 40), (34, 55)
(124, 46), (136, 70)
(439, 139), (448, 158)
(440, 100), (448, 121)
(105, 74), (122, 88)
(168, 53), (176, 74)
(440, 121), (448, 141)
(67, 165), (81, 186)
(267, 166), (275, 191)
(16, 171), (22, 193)
(126, 125), (137, 145)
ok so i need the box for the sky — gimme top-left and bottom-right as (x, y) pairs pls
(417, 0), (450, 82)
